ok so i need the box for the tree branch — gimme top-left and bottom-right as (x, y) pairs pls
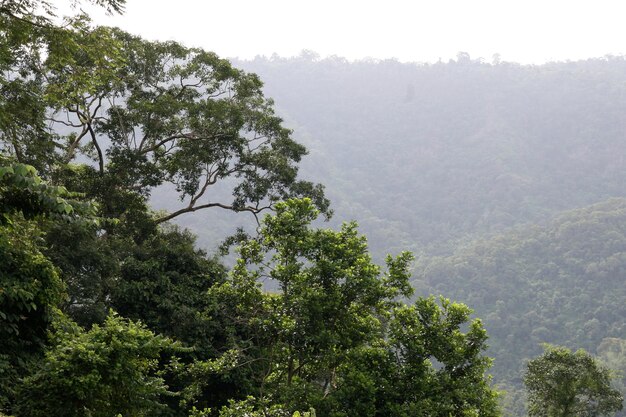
(62, 126), (90, 163)
(87, 123), (104, 174)
(154, 201), (270, 224)
(0, 7), (50, 29)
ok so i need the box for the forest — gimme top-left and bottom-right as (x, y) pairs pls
(1, 1), (625, 416)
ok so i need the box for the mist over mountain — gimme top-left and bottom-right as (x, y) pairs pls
(171, 54), (626, 259)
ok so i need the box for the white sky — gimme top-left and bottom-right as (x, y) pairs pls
(64, 0), (626, 64)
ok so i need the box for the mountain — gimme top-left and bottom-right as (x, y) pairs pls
(414, 198), (626, 414)
(226, 54), (626, 257)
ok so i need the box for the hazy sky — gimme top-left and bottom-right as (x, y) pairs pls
(70, 0), (626, 64)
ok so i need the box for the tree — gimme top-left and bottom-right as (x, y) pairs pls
(14, 311), (183, 417)
(321, 297), (501, 417)
(524, 345), (623, 417)
(388, 297), (500, 417)
(3, 0), (329, 335)
(0, 1), (125, 168)
(2, 6), (329, 225)
(237, 198), (412, 395)
(51, 27), (327, 223)
(197, 199), (499, 416)
(187, 198), (413, 413)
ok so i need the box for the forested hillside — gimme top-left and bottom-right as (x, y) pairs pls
(0, 2), (504, 416)
(415, 199), (626, 414)
(219, 54), (626, 257)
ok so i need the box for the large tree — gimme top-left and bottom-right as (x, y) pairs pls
(0, 0), (125, 167)
(1, 3), (328, 226)
(320, 297), (501, 417)
(2, 0), (329, 329)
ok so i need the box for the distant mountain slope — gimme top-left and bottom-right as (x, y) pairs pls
(414, 198), (626, 414)
(231, 55), (626, 256)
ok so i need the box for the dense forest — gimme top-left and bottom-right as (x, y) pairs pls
(1, 1), (626, 417)
(416, 199), (626, 414)
(225, 53), (626, 257)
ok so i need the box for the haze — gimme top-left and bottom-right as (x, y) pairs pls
(70, 0), (626, 64)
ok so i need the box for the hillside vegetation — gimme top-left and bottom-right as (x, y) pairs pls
(220, 54), (626, 415)
(223, 54), (626, 257)
(415, 198), (626, 414)
(0, 3), (503, 416)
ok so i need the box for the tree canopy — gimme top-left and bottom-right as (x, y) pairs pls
(15, 311), (182, 417)
(190, 198), (500, 416)
(524, 345), (623, 417)
(2, 0), (329, 233)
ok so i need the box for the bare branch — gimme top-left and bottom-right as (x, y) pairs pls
(138, 132), (192, 154)
(155, 201), (271, 224)
(48, 117), (83, 128)
(0, 7), (50, 29)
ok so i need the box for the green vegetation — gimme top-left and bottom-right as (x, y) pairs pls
(2, 2), (625, 417)
(227, 54), (626, 415)
(14, 312), (182, 417)
(415, 199), (626, 415)
(524, 345), (623, 417)
(231, 53), (626, 257)
(0, 160), (98, 408)
(0, 2), (502, 416)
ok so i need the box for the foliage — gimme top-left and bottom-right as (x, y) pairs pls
(107, 225), (231, 414)
(187, 397), (315, 417)
(0, 0), (126, 171)
(14, 311), (183, 417)
(524, 345), (623, 417)
(110, 225), (227, 353)
(597, 338), (626, 417)
(390, 297), (500, 417)
(198, 198), (499, 416)
(42, 217), (121, 325)
(224, 198), (412, 398)
(0, 3), (525, 417)
(2, 2), (329, 415)
(319, 297), (500, 417)
(2, 13), (329, 226)
(0, 218), (64, 410)
(157, 50), (626, 416)
(0, 161), (98, 412)
(416, 198), (626, 415)
(0, 161), (98, 224)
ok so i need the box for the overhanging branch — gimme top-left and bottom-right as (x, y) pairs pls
(154, 202), (271, 224)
